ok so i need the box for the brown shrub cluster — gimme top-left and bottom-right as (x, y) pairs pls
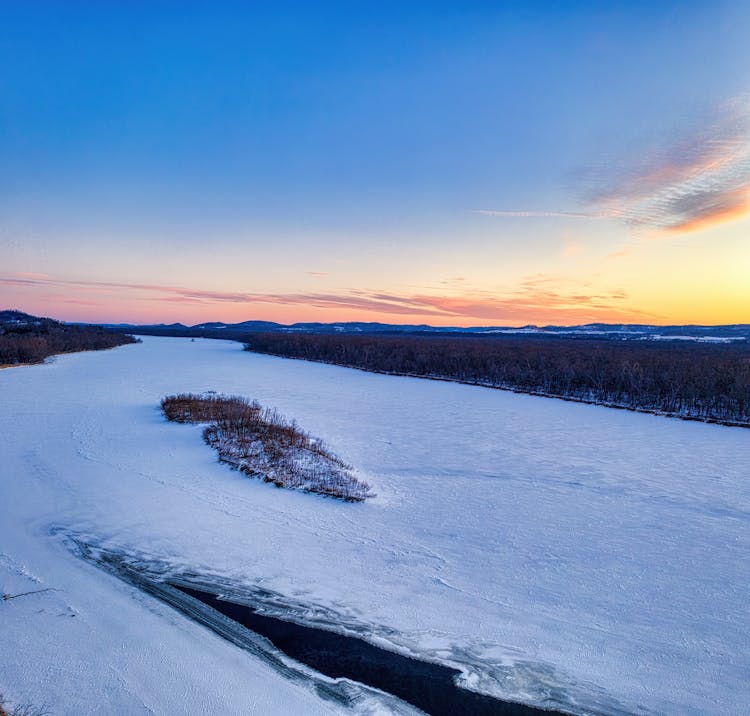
(0, 694), (48, 716)
(161, 393), (259, 424)
(161, 393), (372, 501)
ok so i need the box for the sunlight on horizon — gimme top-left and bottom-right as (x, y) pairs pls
(1, 2), (749, 326)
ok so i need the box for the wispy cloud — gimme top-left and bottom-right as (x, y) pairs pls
(0, 273), (656, 324)
(439, 276), (468, 286)
(585, 95), (750, 234)
(477, 95), (750, 235)
(472, 209), (604, 219)
(561, 241), (584, 257)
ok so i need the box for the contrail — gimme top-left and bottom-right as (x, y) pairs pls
(472, 209), (605, 219)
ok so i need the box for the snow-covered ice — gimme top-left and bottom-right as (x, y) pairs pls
(1, 336), (749, 714)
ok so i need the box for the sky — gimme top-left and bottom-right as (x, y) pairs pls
(1, 1), (749, 326)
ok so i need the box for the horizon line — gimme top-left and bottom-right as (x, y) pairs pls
(4, 308), (746, 331)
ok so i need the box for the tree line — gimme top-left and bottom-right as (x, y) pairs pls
(0, 311), (137, 366)
(244, 333), (750, 426)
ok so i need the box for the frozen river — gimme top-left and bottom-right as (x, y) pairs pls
(1, 336), (749, 714)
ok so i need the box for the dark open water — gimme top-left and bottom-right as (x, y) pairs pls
(176, 584), (570, 716)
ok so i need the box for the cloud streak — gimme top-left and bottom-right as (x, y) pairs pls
(586, 95), (750, 234)
(473, 209), (604, 219)
(477, 96), (750, 235)
(0, 273), (655, 325)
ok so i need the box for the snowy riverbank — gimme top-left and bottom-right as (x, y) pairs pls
(1, 337), (749, 714)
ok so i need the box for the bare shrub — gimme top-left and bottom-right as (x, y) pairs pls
(161, 393), (261, 424)
(0, 694), (48, 716)
(161, 393), (373, 501)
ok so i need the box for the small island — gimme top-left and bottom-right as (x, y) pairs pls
(161, 393), (373, 502)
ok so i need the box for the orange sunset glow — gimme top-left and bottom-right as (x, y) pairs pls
(1, 3), (749, 328)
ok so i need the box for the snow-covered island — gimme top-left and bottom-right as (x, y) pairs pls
(1, 336), (749, 715)
(161, 393), (372, 501)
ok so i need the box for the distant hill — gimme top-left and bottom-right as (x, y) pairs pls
(103, 319), (750, 343)
(0, 308), (47, 326)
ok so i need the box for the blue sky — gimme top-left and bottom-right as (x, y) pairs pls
(1, 1), (749, 324)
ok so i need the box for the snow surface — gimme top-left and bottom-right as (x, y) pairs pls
(1, 336), (749, 715)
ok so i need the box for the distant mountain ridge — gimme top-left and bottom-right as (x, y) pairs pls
(100, 318), (750, 342)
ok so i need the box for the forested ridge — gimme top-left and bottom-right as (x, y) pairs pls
(0, 310), (137, 366)
(245, 333), (750, 427)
